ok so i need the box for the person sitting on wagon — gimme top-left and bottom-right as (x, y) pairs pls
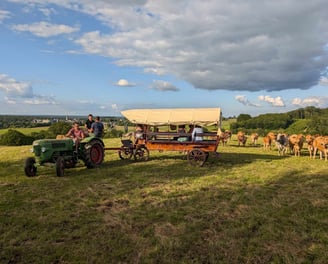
(65, 121), (85, 149)
(178, 125), (186, 133)
(175, 125), (187, 141)
(191, 125), (203, 141)
(187, 125), (194, 141)
(135, 124), (144, 143)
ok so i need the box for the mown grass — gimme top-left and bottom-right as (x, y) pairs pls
(0, 137), (327, 263)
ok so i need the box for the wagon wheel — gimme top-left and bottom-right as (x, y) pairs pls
(134, 146), (149, 161)
(24, 157), (37, 177)
(118, 147), (133, 160)
(56, 156), (65, 177)
(187, 149), (207, 167)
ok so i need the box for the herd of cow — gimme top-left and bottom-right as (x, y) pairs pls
(218, 130), (328, 161)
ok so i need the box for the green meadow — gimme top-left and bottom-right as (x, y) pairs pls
(0, 137), (327, 263)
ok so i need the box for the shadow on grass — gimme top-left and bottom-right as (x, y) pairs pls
(2, 152), (327, 263)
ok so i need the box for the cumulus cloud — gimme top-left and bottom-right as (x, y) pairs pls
(258, 95), (285, 107)
(150, 80), (179, 92)
(0, 74), (59, 106)
(12, 21), (79, 37)
(6, 0), (328, 92)
(70, 0), (328, 92)
(0, 74), (33, 97)
(235, 95), (260, 107)
(292, 96), (328, 108)
(114, 79), (136, 87)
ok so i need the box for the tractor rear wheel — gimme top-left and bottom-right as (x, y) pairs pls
(84, 140), (104, 168)
(56, 157), (65, 177)
(24, 157), (37, 177)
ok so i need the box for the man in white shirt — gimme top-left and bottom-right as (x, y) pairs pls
(191, 125), (203, 141)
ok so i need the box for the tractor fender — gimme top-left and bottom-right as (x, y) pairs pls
(81, 136), (105, 146)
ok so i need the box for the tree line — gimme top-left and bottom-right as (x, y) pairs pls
(1, 107), (327, 146)
(230, 106), (328, 135)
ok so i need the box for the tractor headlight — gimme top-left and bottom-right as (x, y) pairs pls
(41, 147), (47, 152)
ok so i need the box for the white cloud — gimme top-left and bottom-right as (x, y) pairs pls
(292, 96), (328, 107)
(0, 74), (33, 97)
(114, 79), (136, 87)
(12, 21), (79, 37)
(0, 74), (60, 107)
(258, 95), (285, 107)
(319, 77), (328, 86)
(235, 95), (260, 107)
(0, 10), (11, 22)
(71, 0), (328, 92)
(4, 96), (16, 104)
(6, 0), (328, 92)
(38, 7), (56, 18)
(150, 80), (179, 92)
(23, 92), (58, 105)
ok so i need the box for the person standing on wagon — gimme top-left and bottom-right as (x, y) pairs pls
(91, 116), (104, 138)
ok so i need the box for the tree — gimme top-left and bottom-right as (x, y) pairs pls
(47, 122), (72, 138)
(236, 114), (252, 122)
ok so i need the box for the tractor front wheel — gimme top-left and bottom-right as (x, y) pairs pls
(24, 157), (37, 177)
(56, 157), (65, 177)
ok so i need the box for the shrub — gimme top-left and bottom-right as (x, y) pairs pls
(47, 122), (72, 138)
(30, 130), (49, 140)
(0, 129), (34, 146)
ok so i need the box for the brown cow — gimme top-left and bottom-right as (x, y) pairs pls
(263, 136), (272, 150)
(218, 130), (231, 146)
(288, 134), (304, 156)
(313, 136), (328, 161)
(250, 133), (259, 146)
(263, 132), (276, 150)
(305, 134), (315, 158)
(237, 131), (247, 146)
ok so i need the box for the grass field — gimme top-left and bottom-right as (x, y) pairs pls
(0, 136), (327, 263)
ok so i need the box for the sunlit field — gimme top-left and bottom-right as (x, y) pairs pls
(0, 136), (327, 263)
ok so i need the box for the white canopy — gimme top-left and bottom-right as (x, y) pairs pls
(121, 108), (222, 126)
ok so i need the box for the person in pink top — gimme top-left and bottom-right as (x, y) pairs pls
(65, 121), (85, 147)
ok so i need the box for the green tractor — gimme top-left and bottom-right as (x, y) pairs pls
(24, 136), (105, 177)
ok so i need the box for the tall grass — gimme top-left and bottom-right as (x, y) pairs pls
(0, 137), (327, 263)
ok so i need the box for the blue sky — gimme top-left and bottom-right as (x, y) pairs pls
(0, 0), (327, 118)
